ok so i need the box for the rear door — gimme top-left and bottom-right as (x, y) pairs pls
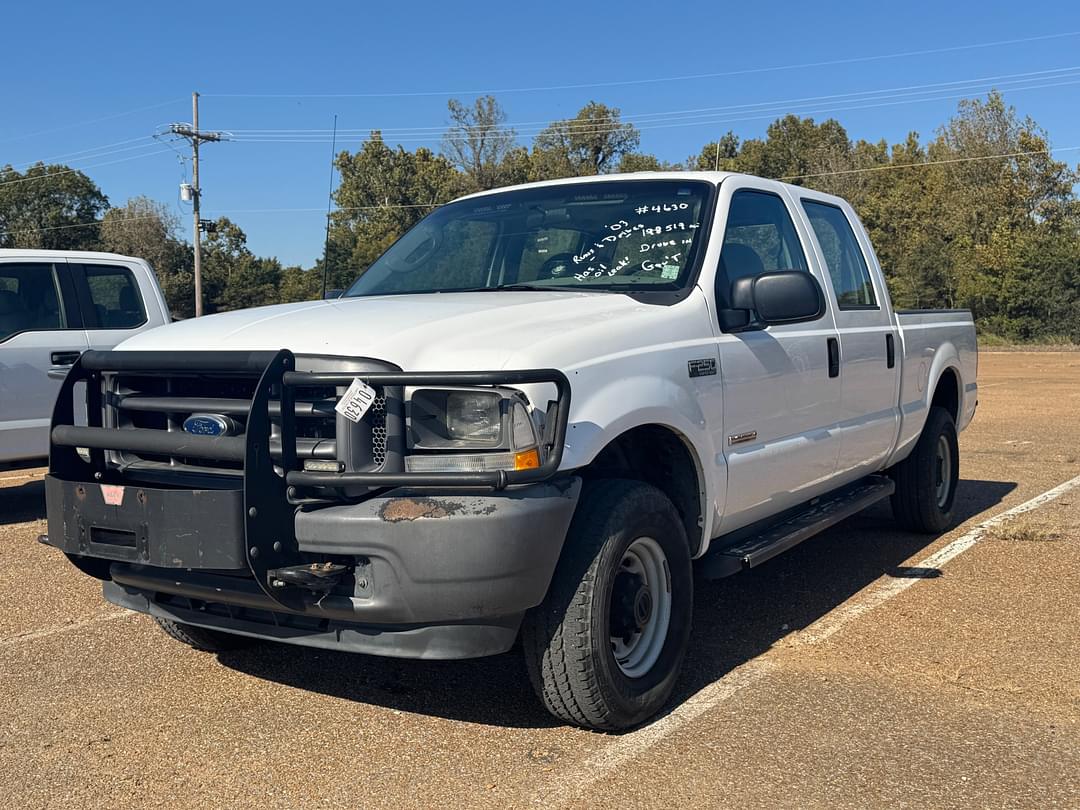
(69, 261), (151, 351)
(0, 260), (88, 463)
(797, 196), (901, 478)
(713, 181), (842, 531)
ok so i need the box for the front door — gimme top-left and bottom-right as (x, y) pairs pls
(712, 182), (842, 532)
(0, 260), (88, 463)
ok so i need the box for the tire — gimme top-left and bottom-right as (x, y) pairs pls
(891, 405), (960, 533)
(154, 617), (255, 652)
(522, 479), (693, 731)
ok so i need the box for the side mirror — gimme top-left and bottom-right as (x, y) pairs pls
(323, 289), (344, 300)
(721, 270), (825, 331)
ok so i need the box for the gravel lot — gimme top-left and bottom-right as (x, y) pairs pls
(1, 351), (1077, 809)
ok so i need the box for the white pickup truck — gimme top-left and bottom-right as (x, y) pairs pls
(0, 250), (170, 467)
(42, 173), (977, 730)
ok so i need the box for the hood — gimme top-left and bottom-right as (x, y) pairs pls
(117, 290), (704, 372)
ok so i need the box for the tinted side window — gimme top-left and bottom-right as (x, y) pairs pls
(0, 263), (67, 341)
(718, 190), (808, 303)
(802, 201), (877, 309)
(83, 265), (146, 329)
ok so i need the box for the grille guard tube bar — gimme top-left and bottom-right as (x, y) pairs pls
(49, 350), (572, 491)
(282, 368), (571, 491)
(47, 349), (571, 610)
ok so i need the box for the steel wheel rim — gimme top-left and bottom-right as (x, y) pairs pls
(609, 536), (672, 679)
(935, 434), (953, 508)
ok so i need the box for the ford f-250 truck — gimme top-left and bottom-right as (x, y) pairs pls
(42, 172), (977, 730)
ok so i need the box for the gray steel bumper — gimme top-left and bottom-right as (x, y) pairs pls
(103, 478), (582, 659)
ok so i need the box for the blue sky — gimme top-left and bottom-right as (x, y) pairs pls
(3, 1), (1079, 268)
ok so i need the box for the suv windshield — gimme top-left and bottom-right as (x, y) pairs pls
(343, 180), (713, 298)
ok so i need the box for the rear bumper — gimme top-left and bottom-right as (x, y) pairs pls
(61, 478), (581, 659)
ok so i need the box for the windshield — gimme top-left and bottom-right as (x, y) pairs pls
(343, 180), (713, 297)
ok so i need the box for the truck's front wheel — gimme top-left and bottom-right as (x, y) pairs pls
(523, 479), (693, 731)
(154, 617), (255, 652)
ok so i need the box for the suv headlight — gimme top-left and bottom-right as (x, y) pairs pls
(405, 388), (542, 473)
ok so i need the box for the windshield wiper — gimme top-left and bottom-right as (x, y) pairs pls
(438, 283), (589, 293)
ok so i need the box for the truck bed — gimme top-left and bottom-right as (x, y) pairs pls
(890, 308), (978, 466)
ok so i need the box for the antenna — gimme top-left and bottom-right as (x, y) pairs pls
(321, 114), (338, 300)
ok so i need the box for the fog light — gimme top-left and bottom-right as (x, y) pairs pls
(303, 459), (345, 472)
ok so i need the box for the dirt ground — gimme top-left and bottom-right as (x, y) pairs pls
(1, 351), (1077, 809)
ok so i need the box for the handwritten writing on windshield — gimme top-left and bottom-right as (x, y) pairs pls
(573, 222), (698, 267)
(566, 201), (698, 282)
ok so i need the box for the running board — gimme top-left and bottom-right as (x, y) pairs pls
(701, 476), (895, 579)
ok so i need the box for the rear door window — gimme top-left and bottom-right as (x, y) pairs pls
(79, 264), (147, 329)
(801, 201), (877, 309)
(0, 263), (69, 341)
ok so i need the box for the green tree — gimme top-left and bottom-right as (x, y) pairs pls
(690, 132), (740, 171)
(198, 218), (283, 313)
(532, 102), (640, 178)
(0, 163), (108, 249)
(442, 96), (517, 192)
(328, 133), (460, 287)
(617, 152), (680, 173)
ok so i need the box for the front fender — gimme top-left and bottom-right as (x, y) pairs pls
(558, 372), (721, 548)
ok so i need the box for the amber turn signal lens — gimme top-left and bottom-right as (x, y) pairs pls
(513, 448), (541, 470)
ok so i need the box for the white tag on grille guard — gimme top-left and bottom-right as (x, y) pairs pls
(335, 377), (377, 423)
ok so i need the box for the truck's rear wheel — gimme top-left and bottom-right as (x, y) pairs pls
(522, 479), (693, 731)
(891, 405), (960, 533)
(154, 617), (255, 652)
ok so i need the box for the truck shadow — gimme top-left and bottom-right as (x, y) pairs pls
(0, 479), (46, 526)
(221, 476), (1015, 730)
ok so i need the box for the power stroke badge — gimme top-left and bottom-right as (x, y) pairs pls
(688, 358), (717, 378)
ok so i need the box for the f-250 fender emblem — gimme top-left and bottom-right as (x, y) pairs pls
(688, 358), (717, 378)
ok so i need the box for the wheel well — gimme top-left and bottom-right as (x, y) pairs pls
(931, 367), (960, 423)
(583, 425), (704, 555)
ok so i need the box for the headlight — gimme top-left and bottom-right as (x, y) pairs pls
(406, 388), (543, 473)
(446, 391), (502, 443)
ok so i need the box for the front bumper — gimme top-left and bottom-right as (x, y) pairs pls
(47, 477), (581, 658)
(43, 348), (579, 659)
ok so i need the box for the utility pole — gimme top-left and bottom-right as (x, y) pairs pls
(171, 93), (224, 317)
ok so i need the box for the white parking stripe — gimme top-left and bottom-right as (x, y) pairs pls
(0, 610), (129, 648)
(537, 472), (1080, 808)
(797, 472), (1080, 645)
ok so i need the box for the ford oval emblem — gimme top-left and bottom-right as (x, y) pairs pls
(182, 413), (235, 437)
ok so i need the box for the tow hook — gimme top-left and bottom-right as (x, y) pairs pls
(267, 561), (348, 592)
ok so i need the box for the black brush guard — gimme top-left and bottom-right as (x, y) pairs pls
(48, 349), (571, 610)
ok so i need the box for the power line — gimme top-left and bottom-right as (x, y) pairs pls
(0, 149), (177, 189)
(201, 30), (1080, 99)
(5, 143), (1077, 240)
(780, 144), (1080, 180)
(0, 98), (185, 145)
(9, 136), (158, 170)
(221, 64), (1080, 136)
(220, 72), (1080, 147)
(0, 213), (161, 239)
(224, 75), (1080, 147)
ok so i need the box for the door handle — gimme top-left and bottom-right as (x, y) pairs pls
(827, 337), (840, 378)
(50, 351), (81, 365)
(885, 334), (895, 368)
